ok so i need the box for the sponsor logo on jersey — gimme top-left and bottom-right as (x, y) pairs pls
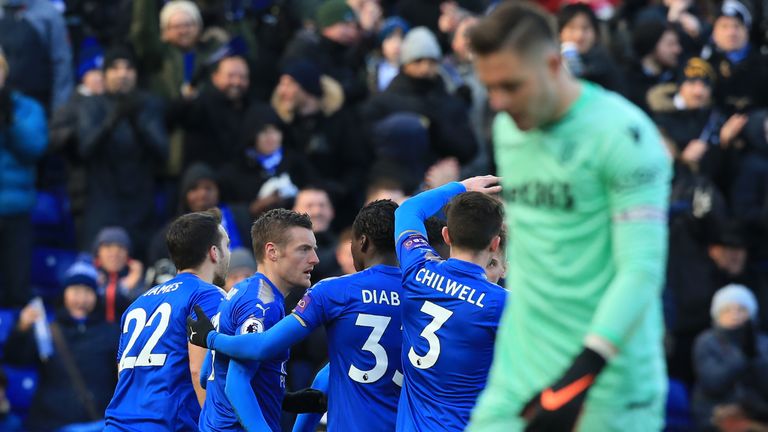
(504, 181), (575, 211)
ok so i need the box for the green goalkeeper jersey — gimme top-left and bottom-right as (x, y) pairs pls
(489, 82), (671, 411)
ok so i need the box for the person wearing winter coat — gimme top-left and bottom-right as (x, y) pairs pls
(693, 284), (768, 431)
(76, 48), (168, 257)
(0, 51), (47, 307)
(4, 262), (120, 432)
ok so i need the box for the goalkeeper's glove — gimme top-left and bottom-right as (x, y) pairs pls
(520, 347), (607, 432)
(187, 305), (216, 348)
(282, 388), (327, 413)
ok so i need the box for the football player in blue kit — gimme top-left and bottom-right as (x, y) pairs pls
(196, 209), (326, 431)
(188, 200), (404, 431)
(394, 176), (508, 431)
(104, 209), (229, 431)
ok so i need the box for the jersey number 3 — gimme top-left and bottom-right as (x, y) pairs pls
(408, 301), (453, 370)
(119, 303), (172, 371)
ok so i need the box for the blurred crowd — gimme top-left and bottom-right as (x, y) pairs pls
(2, 0), (768, 430)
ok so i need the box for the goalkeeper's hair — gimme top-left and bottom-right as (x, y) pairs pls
(445, 192), (504, 252)
(353, 199), (398, 253)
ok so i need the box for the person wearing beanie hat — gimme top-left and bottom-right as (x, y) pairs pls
(361, 25), (478, 167)
(93, 226), (142, 322)
(692, 283), (768, 431)
(710, 283), (757, 324)
(77, 35), (168, 260)
(702, 0), (768, 115)
(5, 258), (120, 431)
(282, 60), (324, 98)
(282, 0), (370, 106)
(399, 26), (442, 67)
(220, 104), (313, 218)
(76, 37), (105, 96)
(224, 247), (257, 291)
(316, 0), (357, 31)
(624, 18), (681, 112)
(367, 16), (410, 92)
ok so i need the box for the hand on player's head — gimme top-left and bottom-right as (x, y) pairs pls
(460, 175), (502, 195)
(187, 305), (215, 348)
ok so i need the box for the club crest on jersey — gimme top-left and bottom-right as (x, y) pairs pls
(403, 234), (428, 251)
(240, 317), (265, 334)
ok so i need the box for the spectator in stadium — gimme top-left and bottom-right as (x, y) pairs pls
(634, 0), (707, 53)
(272, 60), (368, 225)
(624, 18), (682, 112)
(92, 227), (142, 323)
(220, 105), (315, 218)
(130, 0), (220, 100)
(0, 49), (47, 308)
(0, 0), (73, 111)
(282, 0), (369, 105)
(167, 55), (252, 170)
(77, 47), (168, 257)
(557, 3), (624, 93)
(4, 261), (119, 432)
(293, 186), (339, 284)
(442, 14), (494, 177)
(224, 247), (257, 292)
(334, 227), (356, 275)
(146, 163), (251, 285)
(361, 27), (478, 166)
(49, 38), (105, 238)
(652, 57), (717, 173)
(367, 16), (410, 93)
(693, 284), (768, 431)
(701, 0), (768, 115)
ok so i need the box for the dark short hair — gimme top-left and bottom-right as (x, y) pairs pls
(167, 208), (223, 271)
(251, 209), (313, 262)
(425, 217), (447, 247)
(557, 3), (599, 39)
(445, 192), (504, 251)
(468, 1), (558, 57)
(353, 199), (398, 253)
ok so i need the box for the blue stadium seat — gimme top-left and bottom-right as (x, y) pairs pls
(31, 248), (78, 296)
(4, 365), (38, 418)
(32, 189), (76, 249)
(0, 309), (18, 357)
(665, 378), (692, 432)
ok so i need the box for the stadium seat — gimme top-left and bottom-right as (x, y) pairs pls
(4, 365), (38, 418)
(665, 378), (692, 432)
(0, 309), (18, 357)
(31, 248), (79, 298)
(31, 189), (76, 249)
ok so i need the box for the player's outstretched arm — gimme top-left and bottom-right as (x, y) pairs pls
(188, 305), (312, 360)
(226, 359), (270, 431)
(292, 364), (330, 432)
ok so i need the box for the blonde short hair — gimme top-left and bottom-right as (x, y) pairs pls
(159, 0), (202, 30)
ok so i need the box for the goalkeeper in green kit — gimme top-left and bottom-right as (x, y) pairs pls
(466, 2), (671, 432)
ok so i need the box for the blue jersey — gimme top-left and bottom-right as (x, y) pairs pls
(105, 273), (224, 432)
(393, 183), (508, 432)
(293, 265), (403, 432)
(200, 273), (288, 432)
